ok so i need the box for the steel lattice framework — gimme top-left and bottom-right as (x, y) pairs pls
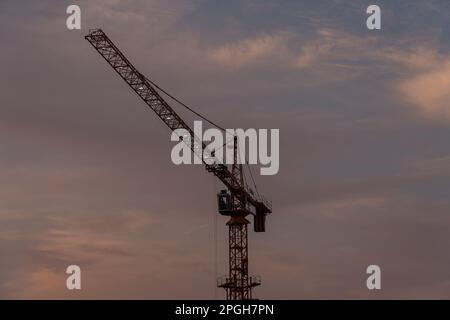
(219, 219), (261, 300)
(85, 29), (271, 300)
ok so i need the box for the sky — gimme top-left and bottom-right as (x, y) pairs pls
(1, 0), (450, 299)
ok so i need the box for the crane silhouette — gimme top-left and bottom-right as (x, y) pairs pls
(85, 29), (272, 300)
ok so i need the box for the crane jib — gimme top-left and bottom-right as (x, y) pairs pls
(84, 28), (271, 218)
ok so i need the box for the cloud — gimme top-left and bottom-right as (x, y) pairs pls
(398, 60), (450, 120)
(377, 45), (450, 121)
(382, 46), (442, 70)
(207, 28), (374, 73)
(293, 41), (332, 69)
(207, 33), (292, 69)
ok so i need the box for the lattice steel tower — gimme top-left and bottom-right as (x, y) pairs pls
(216, 137), (266, 299)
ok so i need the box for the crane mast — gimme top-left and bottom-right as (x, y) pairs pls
(85, 29), (272, 300)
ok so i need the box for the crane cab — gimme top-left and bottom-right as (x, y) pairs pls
(217, 190), (233, 215)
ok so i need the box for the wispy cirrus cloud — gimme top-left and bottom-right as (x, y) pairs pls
(206, 28), (374, 71)
(207, 33), (292, 69)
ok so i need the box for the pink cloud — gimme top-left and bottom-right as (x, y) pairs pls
(398, 60), (450, 120)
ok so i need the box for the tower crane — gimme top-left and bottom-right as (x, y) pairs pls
(85, 29), (272, 300)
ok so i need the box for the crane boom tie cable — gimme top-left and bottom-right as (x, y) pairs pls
(246, 160), (260, 199)
(143, 72), (263, 200)
(142, 74), (232, 135)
